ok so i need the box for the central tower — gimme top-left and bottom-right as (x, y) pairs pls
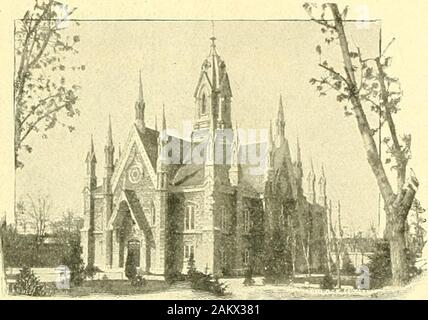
(192, 37), (233, 144)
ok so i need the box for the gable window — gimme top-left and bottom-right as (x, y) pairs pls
(201, 93), (207, 115)
(151, 203), (156, 226)
(243, 209), (251, 233)
(220, 206), (227, 230)
(242, 249), (250, 265)
(184, 244), (195, 260)
(185, 204), (195, 230)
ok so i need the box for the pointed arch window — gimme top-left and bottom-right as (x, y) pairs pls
(185, 204), (195, 231)
(151, 202), (156, 226)
(201, 93), (207, 115)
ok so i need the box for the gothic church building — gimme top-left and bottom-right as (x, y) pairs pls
(81, 37), (330, 276)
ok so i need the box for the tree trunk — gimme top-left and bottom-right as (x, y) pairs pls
(328, 3), (417, 286)
(388, 206), (410, 285)
(0, 226), (8, 296)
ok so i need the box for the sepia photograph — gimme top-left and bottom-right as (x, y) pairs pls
(0, 0), (427, 304)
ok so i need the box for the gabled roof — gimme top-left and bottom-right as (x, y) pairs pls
(135, 127), (159, 170)
(107, 189), (148, 232)
(172, 164), (205, 186)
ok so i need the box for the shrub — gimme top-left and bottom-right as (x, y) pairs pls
(263, 227), (293, 284)
(186, 253), (197, 277)
(165, 271), (185, 285)
(186, 266), (228, 296)
(85, 264), (102, 280)
(61, 240), (85, 286)
(320, 273), (335, 290)
(341, 258), (356, 275)
(243, 266), (255, 286)
(14, 266), (46, 296)
(131, 271), (147, 287)
(367, 241), (392, 289)
(125, 250), (138, 281)
(188, 271), (227, 296)
(368, 240), (422, 289)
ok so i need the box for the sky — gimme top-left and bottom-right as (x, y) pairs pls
(0, 1), (423, 239)
(13, 18), (387, 234)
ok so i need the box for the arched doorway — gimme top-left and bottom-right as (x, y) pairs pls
(110, 196), (155, 273)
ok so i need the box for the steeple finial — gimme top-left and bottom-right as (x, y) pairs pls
(278, 95), (285, 123)
(155, 115), (158, 132)
(135, 70), (146, 132)
(269, 120), (274, 149)
(86, 134), (96, 164)
(162, 104), (167, 132)
(107, 114), (113, 147)
(210, 21), (216, 48)
(138, 69), (144, 102)
(90, 134), (95, 154)
(296, 136), (301, 163)
(275, 94), (286, 144)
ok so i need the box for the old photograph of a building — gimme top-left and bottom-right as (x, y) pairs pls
(1, 0), (427, 300)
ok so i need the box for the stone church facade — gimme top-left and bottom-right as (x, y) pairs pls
(81, 37), (331, 276)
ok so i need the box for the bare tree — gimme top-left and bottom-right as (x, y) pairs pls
(15, 0), (82, 168)
(328, 200), (343, 288)
(27, 194), (52, 245)
(304, 2), (419, 286)
(287, 215), (297, 278)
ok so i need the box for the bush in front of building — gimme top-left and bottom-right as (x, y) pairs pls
(319, 273), (335, 290)
(62, 239), (86, 286)
(84, 264), (102, 280)
(243, 265), (255, 286)
(13, 266), (48, 296)
(188, 271), (227, 296)
(131, 271), (147, 287)
(125, 250), (138, 281)
(185, 255), (227, 296)
(341, 258), (356, 276)
(368, 240), (422, 289)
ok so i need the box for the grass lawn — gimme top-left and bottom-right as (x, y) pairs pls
(52, 280), (169, 297)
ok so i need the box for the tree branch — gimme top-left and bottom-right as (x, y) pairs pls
(19, 102), (69, 145)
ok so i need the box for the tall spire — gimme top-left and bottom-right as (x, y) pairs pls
(269, 120), (274, 149)
(307, 157), (316, 204)
(107, 115), (113, 147)
(86, 135), (96, 163)
(278, 95), (285, 123)
(296, 136), (302, 163)
(135, 70), (146, 132)
(162, 104), (167, 132)
(85, 135), (97, 189)
(90, 135), (95, 156)
(318, 164), (327, 206)
(104, 115), (115, 194)
(155, 115), (158, 132)
(275, 95), (286, 145)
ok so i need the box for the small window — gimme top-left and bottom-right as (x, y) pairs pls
(184, 244), (195, 260)
(220, 207), (227, 230)
(151, 203), (156, 225)
(243, 209), (251, 233)
(185, 205), (195, 230)
(243, 249), (250, 265)
(201, 93), (207, 115)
